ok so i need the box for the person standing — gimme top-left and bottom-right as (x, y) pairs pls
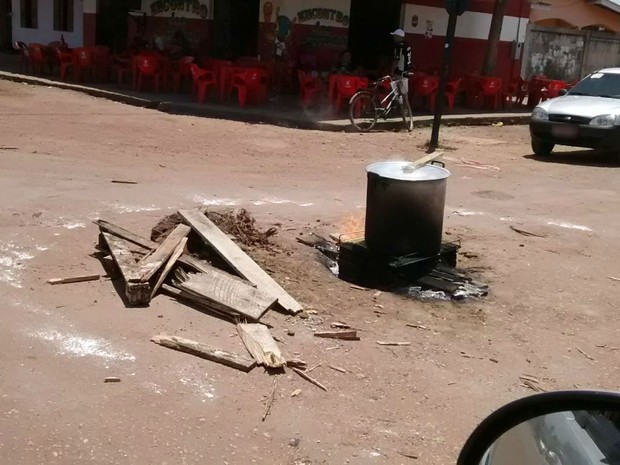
(389, 28), (412, 101)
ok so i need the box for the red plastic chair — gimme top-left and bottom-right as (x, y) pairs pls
(189, 63), (217, 103)
(91, 46), (111, 82)
(135, 55), (162, 92)
(14, 42), (31, 73)
(205, 59), (234, 101)
(542, 80), (566, 100)
(72, 48), (95, 82)
(335, 76), (364, 114)
(111, 55), (132, 86)
(28, 43), (48, 75)
(172, 56), (195, 93)
(53, 46), (74, 81)
(413, 75), (439, 111)
(478, 77), (503, 110)
(230, 68), (269, 107)
(443, 77), (462, 112)
(501, 77), (522, 109)
(298, 70), (320, 106)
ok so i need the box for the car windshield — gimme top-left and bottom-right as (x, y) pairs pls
(568, 72), (620, 98)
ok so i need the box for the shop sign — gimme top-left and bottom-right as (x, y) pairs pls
(149, 0), (209, 19)
(296, 8), (350, 27)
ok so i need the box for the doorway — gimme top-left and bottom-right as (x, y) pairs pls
(211, 0), (259, 60)
(0, 0), (11, 51)
(347, 0), (402, 71)
(97, 0), (141, 52)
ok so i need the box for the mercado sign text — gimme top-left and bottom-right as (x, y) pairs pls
(150, 0), (209, 19)
(296, 8), (350, 26)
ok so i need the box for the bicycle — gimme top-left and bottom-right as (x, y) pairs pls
(349, 72), (414, 132)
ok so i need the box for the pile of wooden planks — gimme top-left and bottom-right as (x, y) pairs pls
(94, 209), (302, 319)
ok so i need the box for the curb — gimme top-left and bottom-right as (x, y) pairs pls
(0, 71), (530, 131)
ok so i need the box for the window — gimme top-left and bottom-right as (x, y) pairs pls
(54, 0), (74, 32)
(20, 0), (38, 29)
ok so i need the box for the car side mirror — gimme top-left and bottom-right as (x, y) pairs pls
(559, 89), (568, 96)
(457, 390), (620, 465)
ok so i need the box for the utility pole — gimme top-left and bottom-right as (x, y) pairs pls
(482, 0), (508, 76)
(429, 0), (467, 152)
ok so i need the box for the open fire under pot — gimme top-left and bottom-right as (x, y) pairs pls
(336, 161), (488, 300)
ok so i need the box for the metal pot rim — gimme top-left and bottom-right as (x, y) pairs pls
(366, 160), (451, 182)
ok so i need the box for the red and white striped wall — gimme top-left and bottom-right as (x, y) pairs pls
(401, 0), (531, 80)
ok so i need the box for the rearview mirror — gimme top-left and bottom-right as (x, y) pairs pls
(458, 391), (620, 465)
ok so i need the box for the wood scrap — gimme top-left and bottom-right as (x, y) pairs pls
(307, 362), (323, 373)
(608, 276), (620, 282)
(262, 377), (277, 422)
(179, 209), (302, 315)
(138, 224), (190, 282)
(404, 151), (444, 171)
(47, 274), (100, 285)
(237, 323), (286, 368)
(150, 237), (186, 299)
(328, 365), (347, 373)
(292, 367), (327, 392)
(331, 322), (351, 329)
(376, 341), (411, 346)
(111, 180), (138, 185)
(291, 388), (302, 397)
(104, 377), (121, 383)
(509, 226), (547, 238)
(314, 330), (360, 341)
(161, 284), (237, 321)
(286, 359), (308, 370)
(151, 334), (256, 372)
(576, 347), (595, 361)
(406, 323), (429, 330)
(349, 284), (368, 291)
(519, 375), (545, 392)
(398, 451), (419, 460)
(172, 268), (276, 322)
(100, 232), (150, 305)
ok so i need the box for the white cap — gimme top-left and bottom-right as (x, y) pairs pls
(390, 29), (405, 38)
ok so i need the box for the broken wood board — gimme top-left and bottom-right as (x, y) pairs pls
(161, 284), (238, 321)
(138, 224), (190, 282)
(47, 274), (100, 285)
(173, 268), (276, 322)
(292, 367), (327, 391)
(151, 334), (256, 372)
(179, 209), (302, 314)
(237, 323), (286, 368)
(95, 219), (233, 280)
(100, 232), (151, 306)
(150, 237), (187, 299)
(376, 341), (411, 346)
(314, 330), (360, 341)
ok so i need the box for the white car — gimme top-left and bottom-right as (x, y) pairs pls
(530, 68), (620, 156)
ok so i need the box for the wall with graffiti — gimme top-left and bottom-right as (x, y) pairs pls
(258, 0), (351, 70)
(134, 0), (213, 53)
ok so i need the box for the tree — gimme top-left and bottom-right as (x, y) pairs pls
(482, 0), (508, 76)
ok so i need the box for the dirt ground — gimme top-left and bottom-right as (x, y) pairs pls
(0, 80), (619, 465)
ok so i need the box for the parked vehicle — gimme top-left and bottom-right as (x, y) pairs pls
(458, 390), (620, 465)
(530, 69), (620, 157)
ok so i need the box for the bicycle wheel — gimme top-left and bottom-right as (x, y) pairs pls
(399, 96), (414, 132)
(349, 91), (378, 132)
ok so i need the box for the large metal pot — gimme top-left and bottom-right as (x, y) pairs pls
(364, 160), (450, 257)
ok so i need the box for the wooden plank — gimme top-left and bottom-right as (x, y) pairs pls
(292, 367), (327, 391)
(161, 284), (237, 321)
(150, 237), (187, 299)
(138, 224), (190, 282)
(173, 268), (275, 322)
(237, 323), (286, 368)
(404, 151), (444, 172)
(47, 274), (100, 285)
(314, 330), (360, 341)
(178, 209), (302, 315)
(101, 232), (151, 305)
(151, 334), (256, 372)
(178, 254), (257, 288)
(94, 219), (225, 279)
(101, 232), (142, 282)
(95, 219), (157, 250)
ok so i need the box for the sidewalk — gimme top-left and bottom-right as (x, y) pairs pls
(0, 53), (530, 131)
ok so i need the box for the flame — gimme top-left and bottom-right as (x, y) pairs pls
(337, 213), (365, 242)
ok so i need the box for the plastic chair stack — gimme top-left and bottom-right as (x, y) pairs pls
(478, 77), (503, 110)
(334, 76), (365, 114)
(298, 70), (320, 106)
(413, 75), (439, 111)
(173, 56), (195, 93)
(135, 55), (162, 92)
(229, 68), (269, 107)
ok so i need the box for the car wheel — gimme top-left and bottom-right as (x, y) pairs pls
(531, 139), (554, 157)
